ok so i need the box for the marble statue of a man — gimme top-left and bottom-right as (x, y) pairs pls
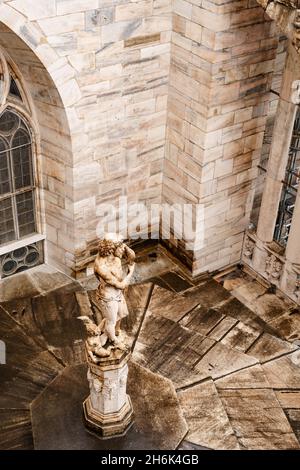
(94, 235), (135, 347)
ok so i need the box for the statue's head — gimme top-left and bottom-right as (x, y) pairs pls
(98, 238), (124, 257)
(98, 233), (125, 258)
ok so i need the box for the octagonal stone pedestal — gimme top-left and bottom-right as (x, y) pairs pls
(83, 349), (134, 439)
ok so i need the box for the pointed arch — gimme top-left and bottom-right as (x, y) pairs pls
(0, 22), (76, 275)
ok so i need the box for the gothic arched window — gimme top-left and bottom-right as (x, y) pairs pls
(0, 48), (43, 278)
(0, 109), (36, 245)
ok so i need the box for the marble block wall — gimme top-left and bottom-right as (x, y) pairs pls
(0, 1), (291, 278)
(0, 23), (75, 272)
(0, 0), (172, 275)
(163, 0), (280, 276)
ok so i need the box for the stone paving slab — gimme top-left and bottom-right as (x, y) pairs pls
(262, 353), (300, 389)
(2, 261), (300, 450)
(180, 306), (224, 336)
(147, 285), (201, 322)
(123, 283), (154, 347)
(268, 311), (300, 342)
(220, 321), (261, 352)
(133, 313), (213, 388)
(127, 361), (188, 450)
(275, 391), (300, 409)
(1, 351), (64, 409)
(253, 294), (296, 325)
(216, 297), (268, 332)
(131, 251), (175, 284)
(194, 342), (258, 382)
(31, 363), (188, 450)
(158, 271), (193, 292)
(0, 409), (33, 450)
(125, 283), (154, 311)
(247, 332), (298, 362)
(208, 316), (238, 341)
(148, 280), (231, 323)
(230, 279), (295, 326)
(178, 440), (211, 450)
(238, 432), (299, 450)
(0, 265), (76, 303)
(178, 380), (240, 450)
(223, 273), (300, 343)
(215, 364), (271, 390)
(231, 281), (267, 310)
(218, 388), (300, 449)
(1, 281), (87, 368)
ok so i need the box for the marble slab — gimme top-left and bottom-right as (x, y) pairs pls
(178, 380), (240, 450)
(31, 362), (188, 450)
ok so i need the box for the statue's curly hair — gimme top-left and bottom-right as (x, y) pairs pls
(97, 239), (122, 257)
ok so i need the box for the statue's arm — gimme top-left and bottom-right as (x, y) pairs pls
(123, 244), (136, 265)
(95, 258), (134, 290)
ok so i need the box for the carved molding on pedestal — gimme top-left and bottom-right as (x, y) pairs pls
(83, 349), (134, 439)
(243, 236), (256, 261)
(291, 264), (300, 299)
(265, 253), (284, 282)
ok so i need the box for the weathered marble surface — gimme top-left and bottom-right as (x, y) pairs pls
(215, 365), (272, 390)
(1, 254), (300, 450)
(256, 0), (300, 53)
(178, 380), (240, 450)
(31, 362), (188, 450)
(0, 409), (33, 450)
(285, 410), (300, 443)
(0, 265), (76, 303)
(262, 353), (300, 389)
(133, 307), (258, 389)
(223, 269), (300, 341)
(247, 332), (298, 362)
(276, 391), (300, 409)
(218, 388), (299, 450)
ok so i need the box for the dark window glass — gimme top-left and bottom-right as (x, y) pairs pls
(0, 110), (36, 245)
(0, 138), (10, 195)
(0, 197), (16, 244)
(0, 111), (19, 133)
(9, 77), (22, 100)
(274, 107), (300, 246)
(16, 191), (35, 238)
(12, 129), (32, 189)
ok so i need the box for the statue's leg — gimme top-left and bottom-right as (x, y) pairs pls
(115, 319), (121, 336)
(116, 296), (129, 336)
(102, 300), (118, 342)
(94, 293), (104, 325)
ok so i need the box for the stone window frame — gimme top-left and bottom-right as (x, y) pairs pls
(0, 46), (45, 260)
(274, 105), (300, 247)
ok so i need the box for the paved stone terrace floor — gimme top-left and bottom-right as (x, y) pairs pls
(1, 245), (300, 450)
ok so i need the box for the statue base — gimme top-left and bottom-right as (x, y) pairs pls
(83, 347), (134, 439)
(83, 395), (134, 439)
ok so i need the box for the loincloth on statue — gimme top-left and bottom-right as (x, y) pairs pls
(96, 290), (128, 320)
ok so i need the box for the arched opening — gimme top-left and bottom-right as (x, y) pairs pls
(0, 109), (36, 243)
(0, 22), (75, 276)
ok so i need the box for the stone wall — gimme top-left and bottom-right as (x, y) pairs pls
(163, 0), (279, 275)
(0, 0), (295, 279)
(0, 0), (172, 275)
(0, 23), (75, 272)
